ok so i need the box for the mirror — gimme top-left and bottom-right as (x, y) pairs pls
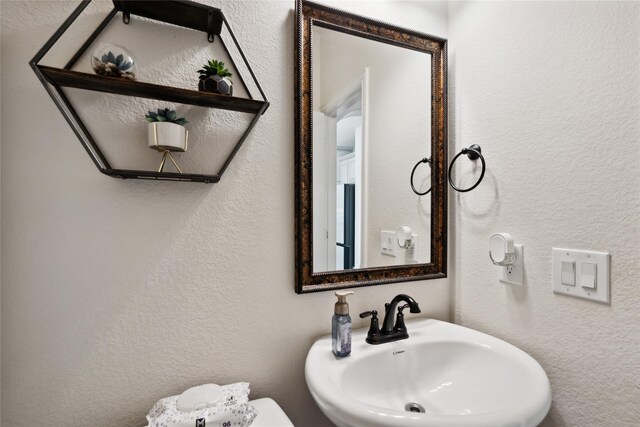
(295, 0), (447, 293)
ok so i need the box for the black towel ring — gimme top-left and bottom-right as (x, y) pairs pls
(410, 157), (432, 196)
(448, 144), (486, 192)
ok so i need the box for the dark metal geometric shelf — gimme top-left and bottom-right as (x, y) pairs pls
(30, 0), (269, 183)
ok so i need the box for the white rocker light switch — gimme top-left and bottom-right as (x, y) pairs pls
(560, 261), (575, 286)
(580, 262), (597, 290)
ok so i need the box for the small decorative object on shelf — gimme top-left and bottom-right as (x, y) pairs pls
(197, 58), (233, 95)
(146, 108), (189, 173)
(91, 44), (136, 80)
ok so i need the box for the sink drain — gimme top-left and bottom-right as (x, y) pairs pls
(404, 402), (426, 413)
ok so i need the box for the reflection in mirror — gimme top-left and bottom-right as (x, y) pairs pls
(295, 0), (447, 293)
(311, 25), (432, 273)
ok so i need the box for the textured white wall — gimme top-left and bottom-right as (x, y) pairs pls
(0, 1), (449, 426)
(10, 2), (637, 426)
(449, 1), (640, 425)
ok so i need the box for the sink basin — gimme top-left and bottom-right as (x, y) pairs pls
(305, 319), (551, 427)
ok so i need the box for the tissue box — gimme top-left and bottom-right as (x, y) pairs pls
(147, 382), (257, 427)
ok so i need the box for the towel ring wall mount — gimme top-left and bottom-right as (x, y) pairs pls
(448, 144), (486, 193)
(410, 157), (432, 196)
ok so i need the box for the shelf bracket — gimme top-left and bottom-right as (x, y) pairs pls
(207, 10), (215, 42)
(119, 0), (130, 24)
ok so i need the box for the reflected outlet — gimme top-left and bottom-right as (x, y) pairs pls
(407, 234), (418, 263)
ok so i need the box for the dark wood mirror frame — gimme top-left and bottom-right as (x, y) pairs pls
(294, 0), (447, 294)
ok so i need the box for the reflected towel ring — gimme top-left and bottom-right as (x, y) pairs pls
(410, 157), (432, 196)
(448, 144), (486, 193)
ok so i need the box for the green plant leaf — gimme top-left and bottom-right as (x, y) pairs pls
(201, 58), (232, 78)
(167, 110), (177, 121)
(156, 115), (167, 122)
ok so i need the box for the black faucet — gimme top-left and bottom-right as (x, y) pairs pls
(359, 294), (421, 344)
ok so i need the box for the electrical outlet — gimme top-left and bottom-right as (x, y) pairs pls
(498, 244), (524, 285)
(406, 233), (418, 262)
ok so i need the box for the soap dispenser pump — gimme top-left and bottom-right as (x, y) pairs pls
(332, 291), (354, 357)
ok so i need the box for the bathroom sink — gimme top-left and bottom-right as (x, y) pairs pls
(305, 319), (551, 427)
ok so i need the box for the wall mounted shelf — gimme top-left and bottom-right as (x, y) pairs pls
(30, 0), (269, 183)
(39, 66), (267, 114)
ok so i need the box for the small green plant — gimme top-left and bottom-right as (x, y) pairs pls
(92, 51), (135, 80)
(198, 59), (232, 80)
(145, 108), (188, 126)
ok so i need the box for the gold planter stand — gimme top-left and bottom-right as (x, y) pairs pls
(156, 149), (183, 173)
(149, 123), (189, 173)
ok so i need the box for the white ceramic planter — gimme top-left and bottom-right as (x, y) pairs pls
(148, 122), (188, 152)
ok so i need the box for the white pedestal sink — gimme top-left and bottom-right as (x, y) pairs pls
(305, 319), (551, 427)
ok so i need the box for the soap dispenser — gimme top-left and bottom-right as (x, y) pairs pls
(332, 291), (354, 357)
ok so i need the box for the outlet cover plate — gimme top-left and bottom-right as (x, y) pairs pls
(407, 233), (418, 263)
(499, 244), (524, 285)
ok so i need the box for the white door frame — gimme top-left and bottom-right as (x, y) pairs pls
(320, 69), (369, 269)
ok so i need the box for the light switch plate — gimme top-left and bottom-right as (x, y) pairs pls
(552, 248), (610, 304)
(380, 230), (396, 256)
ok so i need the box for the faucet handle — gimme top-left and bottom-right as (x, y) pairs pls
(359, 310), (380, 341)
(359, 310), (377, 319)
(397, 304), (409, 312)
(394, 305), (409, 333)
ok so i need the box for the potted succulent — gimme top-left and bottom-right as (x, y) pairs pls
(91, 44), (136, 80)
(197, 59), (233, 96)
(145, 108), (189, 153)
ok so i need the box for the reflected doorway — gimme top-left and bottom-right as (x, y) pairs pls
(312, 71), (368, 272)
